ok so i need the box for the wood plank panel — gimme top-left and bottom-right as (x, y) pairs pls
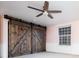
(5, 15), (46, 57)
(32, 25), (46, 53)
(8, 20), (31, 57)
(0, 16), (3, 44)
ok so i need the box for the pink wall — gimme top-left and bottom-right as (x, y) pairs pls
(46, 26), (55, 43)
(0, 16), (3, 44)
(46, 20), (79, 55)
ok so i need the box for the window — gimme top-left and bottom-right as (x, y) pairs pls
(59, 26), (71, 45)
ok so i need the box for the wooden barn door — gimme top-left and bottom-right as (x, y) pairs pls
(32, 25), (46, 53)
(8, 20), (31, 57)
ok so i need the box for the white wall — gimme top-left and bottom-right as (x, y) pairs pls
(0, 45), (1, 57)
(1, 18), (8, 58)
(46, 20), (79, 55)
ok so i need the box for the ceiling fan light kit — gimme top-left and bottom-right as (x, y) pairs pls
(43, 11), (48, 15)
(28, 1), (62, 19)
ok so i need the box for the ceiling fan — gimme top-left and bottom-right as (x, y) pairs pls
(27, 1), (62, 19)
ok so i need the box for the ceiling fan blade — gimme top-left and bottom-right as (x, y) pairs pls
(43, 1), (49, 11)
(48, 10), (62, 13)
(36, 13), (43, 17)
(48, 13), (53, 19)
(28, 6), (44, 12)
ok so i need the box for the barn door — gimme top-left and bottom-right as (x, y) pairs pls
(32, 25), (46, 53)
(8, 20), (31, 57)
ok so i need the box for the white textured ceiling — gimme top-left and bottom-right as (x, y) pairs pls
(0, 1), (79, 26)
